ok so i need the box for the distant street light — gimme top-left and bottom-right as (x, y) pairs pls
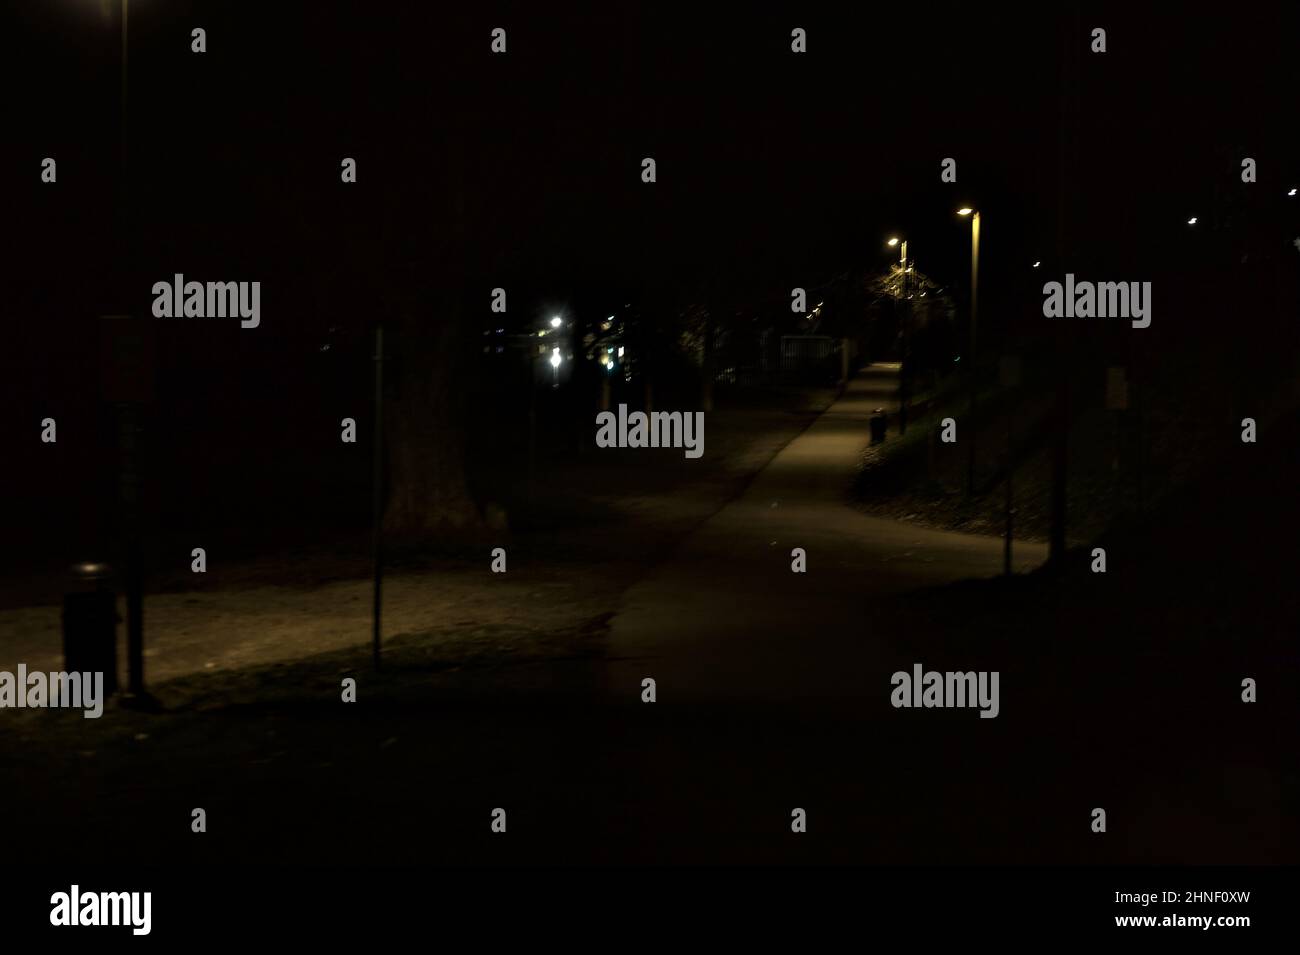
(1032, 261), (1041, 268)
(1288, 188), (1297, 197)
(886, 237), (899, 247)
(1187, 217), (1198, 225)
(550, 316), (562, 328)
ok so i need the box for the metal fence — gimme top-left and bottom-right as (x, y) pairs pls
(716, 334), (841, 385)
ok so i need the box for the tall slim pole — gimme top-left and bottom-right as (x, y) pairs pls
(900, 241), (909, 433)
(966, 212), (980, 495)
(1049, 9), (1078, 568)
(118, 0), (148, 701)
(120, 405), (144, 695)
(121, 1), (128, 119)
(371, 325), (384, 669)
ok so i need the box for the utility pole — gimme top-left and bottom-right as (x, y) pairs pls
(114, 0), (156, 708)
(371, 325), (384, 669)
(1049, 8), (1079, 567)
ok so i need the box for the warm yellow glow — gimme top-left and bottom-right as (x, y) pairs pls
(957, 207), (973, 216)
(886, 237), (899, 247)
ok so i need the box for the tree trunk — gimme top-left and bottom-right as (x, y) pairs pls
(381, 301), (479, 544)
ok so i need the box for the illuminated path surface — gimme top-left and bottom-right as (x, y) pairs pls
(602, 365), (1048, 703)
(559, 366), (1072, 861)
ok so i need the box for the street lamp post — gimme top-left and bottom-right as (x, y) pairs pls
(887, 237), (910, 433)
(113, 0), (153, 704)
(958, 208), (980, 495)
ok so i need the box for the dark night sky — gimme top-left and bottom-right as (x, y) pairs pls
(6, 2), (1298, 370)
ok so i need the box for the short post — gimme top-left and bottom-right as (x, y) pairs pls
(999, 356), (1021, 576)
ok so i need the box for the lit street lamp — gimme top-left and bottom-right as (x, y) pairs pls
(887, 235), (912, 433)
(958, 207), (980, 495)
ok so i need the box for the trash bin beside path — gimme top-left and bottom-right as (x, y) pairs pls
(869, 407), (888, 444)
(61, 562), (119, 695)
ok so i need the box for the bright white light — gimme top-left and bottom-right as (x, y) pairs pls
(1032, 261), (1041, 268)
(887, 237), (899, 247)
(1289, 188), (1297, 197)
(957, 207), (973, 216)
(550, 351), (562, 368)
(617, 347), (625, 357)
(550, 317), (562, 328)
(1187, 217), (1198, 225)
